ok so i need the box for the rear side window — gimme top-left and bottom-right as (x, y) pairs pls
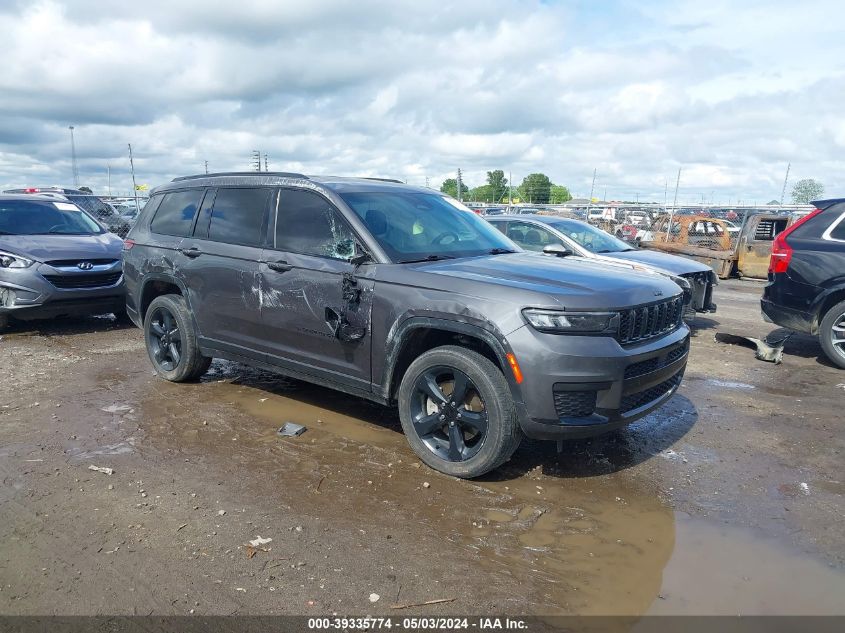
(150, 190), (203, 237)
(275, 189), (356, 260)
(207, 188), (270, 247)
(828, 214), (845, 241)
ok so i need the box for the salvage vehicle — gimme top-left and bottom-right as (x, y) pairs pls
(4, 187), (133, 238)
(0, 194), (126, 330)
(639, 213), (789, 279)
(487, 215), (716, 317)
(762, 199), (845, 368)
(123, 173), (690, 478)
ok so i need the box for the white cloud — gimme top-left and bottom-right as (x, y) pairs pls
(0, 0), (842, 202)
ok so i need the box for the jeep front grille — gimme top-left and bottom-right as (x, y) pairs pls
(617, 296), (684, 345)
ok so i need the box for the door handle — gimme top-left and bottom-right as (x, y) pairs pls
(267, 260), (292, 273)
(180, 247), (202, 258)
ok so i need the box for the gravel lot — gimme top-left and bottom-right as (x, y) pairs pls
(1, 279), (843, 616)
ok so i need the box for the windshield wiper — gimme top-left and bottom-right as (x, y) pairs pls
(398, 254), (456, 264)
(488, 248), (517, 255)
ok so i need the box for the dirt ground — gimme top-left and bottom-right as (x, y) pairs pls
(1, 279), (843, 616)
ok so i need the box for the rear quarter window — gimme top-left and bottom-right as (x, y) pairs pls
(150, 190), (203, 237)
(207, 187), (270, 247)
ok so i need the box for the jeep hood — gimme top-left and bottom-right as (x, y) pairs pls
(0, 233), (123, 263)
(403, 253), (682, 310)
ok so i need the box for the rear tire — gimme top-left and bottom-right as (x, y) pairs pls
(819, 300), (845, 369)
(143, 294), (211, 381)
(397, 345), (522, 478)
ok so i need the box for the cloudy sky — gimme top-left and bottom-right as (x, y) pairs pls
(0, 0), (842, 203)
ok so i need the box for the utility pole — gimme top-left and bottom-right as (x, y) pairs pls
(264, 153), (269, 172)
(667, 167), (681, 237)
(586, 168), (597, 216)
(107, 164), (111, 197)
(69, 126), (79, 187)
(425, 176), (430, 188)
(456, 168), (463, 202)
(204, 160), (209, 175)
(128, 144), (140, 214)
(780, 162), (791, 205)
(252, 150), (261, 172)
(509, 170), (513, 205)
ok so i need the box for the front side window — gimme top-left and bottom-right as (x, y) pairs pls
(150, 190), (203, 237)
(340, 192), (517, 262)
(547, 220), (632, 253)
(207, 188), (269, 247)
(275, 189), (357, 260)
(503, 221), (562, 252)
(0, 200), (104, 235)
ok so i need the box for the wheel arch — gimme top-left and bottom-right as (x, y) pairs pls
(811, 283), (845, 333)
(138, 275), (190, 321)
(381, 316), (523, 405)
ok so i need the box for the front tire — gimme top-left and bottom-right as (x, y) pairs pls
(819, 300), (845, 369)
(143, 294), (211, 381)
(397, 345), (522, 478)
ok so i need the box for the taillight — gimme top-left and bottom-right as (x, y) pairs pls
(768, 208), (823, 274)
(123, 239), (135, 251)
(24, 187), (39, 193)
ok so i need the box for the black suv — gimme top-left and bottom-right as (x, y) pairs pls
(124, 173), (690, 477)
(762, 199), (845, 368)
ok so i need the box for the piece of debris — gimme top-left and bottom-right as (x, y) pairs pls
(101, 404), (133, 414)
(315, 476), (325, 493)
(390, 597), (456, 609)
(422, 482), (431, 489)
(714, 332), (793, 364)
(235, 588), (246, 593)
(87, 465), (114, 476)
(246, 546), (257, 559)
(369, 593), (380, 603)
(217, 510), (226, 516)
(248, 536), (272, 547)
(800, 482), (810, 495)
(177, 523), (188, 532)
(278, 422), (307, 437)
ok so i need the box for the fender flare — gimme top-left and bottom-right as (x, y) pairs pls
(138, 274), (193, 319)
(810, 282), (845, 330)
(380, 315), (523, 403)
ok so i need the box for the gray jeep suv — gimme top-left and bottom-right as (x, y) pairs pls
(124, 173), (690, 477)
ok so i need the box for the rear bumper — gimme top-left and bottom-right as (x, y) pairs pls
(507, 324), (690, 440)
(760, 298), (814, 334)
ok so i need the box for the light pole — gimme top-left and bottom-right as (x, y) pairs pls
(69, 126), (79, 187)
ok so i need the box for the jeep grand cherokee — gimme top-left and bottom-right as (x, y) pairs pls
(123, 173), (690, 477)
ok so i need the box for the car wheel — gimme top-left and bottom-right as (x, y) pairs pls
(144, 294), (212, 381)
(819, 299), (845, 369)
(397, 345), (522, 478)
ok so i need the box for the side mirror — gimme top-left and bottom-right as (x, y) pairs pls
(542, 244), (573, 258)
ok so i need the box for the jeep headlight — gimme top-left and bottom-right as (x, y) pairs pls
(522, 309), (617, 333)
(0, 250), (34, 269)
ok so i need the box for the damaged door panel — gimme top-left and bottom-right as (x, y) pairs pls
(258, 188), (373, 389)
(179, 187), (271, 354)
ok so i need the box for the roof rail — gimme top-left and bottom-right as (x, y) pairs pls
(171, 171), (308, 182)
(360, 177), (405, 184)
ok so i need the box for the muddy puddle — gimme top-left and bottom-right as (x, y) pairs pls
(134, 360), (845, 615)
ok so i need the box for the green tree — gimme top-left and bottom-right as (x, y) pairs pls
(469, 185), (495, 202)
(791, 178), (824, 204)
(486, 170), (508, 202)
(519, 173), (552, 204)
(440, 178), (461, 199)
(767, 199), (781, 205)
(550, 185), (572, 204)
(79, 186), (92, 193)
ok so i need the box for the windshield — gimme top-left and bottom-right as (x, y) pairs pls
(0, 199), (104, 235)
(547, 219), (633, 253)
(340, 192), (518, 262)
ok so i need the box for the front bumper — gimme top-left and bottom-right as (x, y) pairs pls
(0, 261), (126, 321)
(507, 324), (690, 440)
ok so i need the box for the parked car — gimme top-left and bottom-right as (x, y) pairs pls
(762, 199), (845, 368)
(123, 172), (690, 478)
(0, 194), (126, 330)
(486, 215), (717, 315)
(4, 187), (133, 238)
